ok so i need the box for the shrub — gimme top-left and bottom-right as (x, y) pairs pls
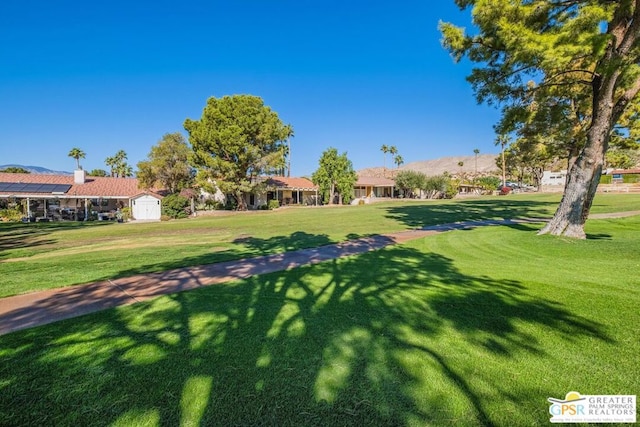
(444, 178), (460, 199)
(623, 174), (639, 183)
(161, 194), (189, 219)
(224, 198), (237, 211)
(0, 208), (22, 222)
(476, 176), (502, 190)
(120, 207), (131, 221)
(268, 200), (280, 210)
(499, 186), (512, 195)
(600, 175), (612, 184)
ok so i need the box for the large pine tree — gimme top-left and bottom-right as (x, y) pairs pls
(184, 95), (293, 210)
(441, 0), (640, 238)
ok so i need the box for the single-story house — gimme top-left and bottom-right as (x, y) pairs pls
(607, 168), (640, 183)
(354, 176), (396, 199)
(0, 170), (163, 221)
(241, 176), (319, 208)
(541, 170), (567, 186)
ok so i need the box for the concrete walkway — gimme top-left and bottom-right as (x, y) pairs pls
(0, 215), (621, 336)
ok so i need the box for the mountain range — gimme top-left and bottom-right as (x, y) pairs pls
(3, 155), (503, 179)
(358, 154), (500, 178)
(0, 164), (72, 175)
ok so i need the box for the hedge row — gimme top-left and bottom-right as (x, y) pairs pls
(600, 174), (639, 184)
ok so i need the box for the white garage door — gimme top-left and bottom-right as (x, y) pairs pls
(132, 196), (161, 220)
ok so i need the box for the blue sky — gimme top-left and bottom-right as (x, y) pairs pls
(0, 1), (500, 176)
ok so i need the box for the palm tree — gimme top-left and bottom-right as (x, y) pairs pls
(389, 146), (399, 175)
(473, 148), (480, 174)
(105, 156), (117, 177)
(394, 154), (404, 169)
(105, 150), (130, 177)
(380, 144), (389, 170)
(495, 134), (510, 187)
(68, 148), (86, 170)
(116, 163), (133, 178)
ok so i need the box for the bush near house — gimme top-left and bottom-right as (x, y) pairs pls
(0, 208), (22, 222)
(268, 200), (280, 210)
(476, 176), (502, 191)
(601, 174), (640, 184)
(161, 194), (190, 219)
(120, 207), (131, 221)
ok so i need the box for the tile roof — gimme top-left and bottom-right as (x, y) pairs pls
(264, 176), (318, 190)
(355, 176), (396, 186)
(611, 169), (640, 174)
(0, 172), (144, 198)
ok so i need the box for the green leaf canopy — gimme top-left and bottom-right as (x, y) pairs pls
(184, 95), (293, 210)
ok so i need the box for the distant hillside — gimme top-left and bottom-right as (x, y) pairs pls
(359, 154), (500, 178)
(0, 164), (72, 175)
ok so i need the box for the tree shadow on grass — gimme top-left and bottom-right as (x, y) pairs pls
(232, 231), (335, 255)
(585, 233), (612, 240)
(0, 241), (613, 426)
(384, 198), (556, 230)
(0, 221), (115, 259)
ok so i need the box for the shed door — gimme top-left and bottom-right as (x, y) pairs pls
(133, 197), (161, 220)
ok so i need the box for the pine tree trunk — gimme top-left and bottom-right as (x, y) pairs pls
(538, 77), (615, 239)
(537, 159), (602, 239)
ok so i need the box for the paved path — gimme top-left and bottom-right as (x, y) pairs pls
(0, 214), (628, 336)
(588, 210), (640, 219)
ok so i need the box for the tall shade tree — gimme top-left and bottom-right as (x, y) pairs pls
(184, 95), (293, 210)
(395, 170), (426, 199)
(137, 133), (194, 193)
(441, 0), (640, 239)
(68, 148), (85, 170)
(511, 137), (553, 189)
(312, 147), (357, 205)
(606, 149), (636, 169)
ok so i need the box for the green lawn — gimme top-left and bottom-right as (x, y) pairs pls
(1, 193), (639, 297)
(0, 195), (638, 426)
